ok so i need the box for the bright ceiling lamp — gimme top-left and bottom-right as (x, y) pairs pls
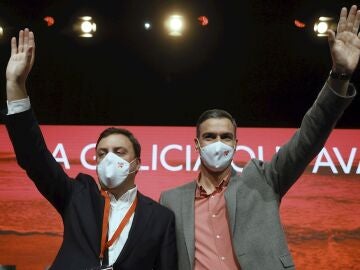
(165, 14), (185, 37)
(144, 21), (151, 30)
(314, 17), (335, 37)
(75, 16), (97, 38)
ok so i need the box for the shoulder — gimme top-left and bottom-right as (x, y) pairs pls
(243, 158), (267, 172)
(250, 158), (265, 169)
(161, 180), (196, 198)
(73, 173), (100, 194)
(159, 181), (196, 210)
(231, 159), (268, 183)
(138, 192), (174, 216)
(75, 173), (98, 185)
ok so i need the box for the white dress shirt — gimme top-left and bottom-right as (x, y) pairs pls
(7, 97), (31, 114)
(106, 186), (137, 265)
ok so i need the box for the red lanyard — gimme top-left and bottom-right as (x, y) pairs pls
(99, 190), (138, 260)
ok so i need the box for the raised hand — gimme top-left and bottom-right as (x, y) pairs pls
(328, 5), (360, 75)
(6, 28), (35, 101)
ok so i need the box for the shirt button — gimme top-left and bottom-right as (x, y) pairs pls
(212, 214), (217, 218)
(216, 235), (221, 239)
(221, 256), (226, 260)
(210, 195), (215, 198)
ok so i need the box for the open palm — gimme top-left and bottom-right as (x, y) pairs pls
(6, 29), (35, 84)
(329, 5), (360, 74)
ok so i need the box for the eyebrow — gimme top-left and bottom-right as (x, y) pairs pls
(96, 146), (128, 152)
(202, 132), (234, 138)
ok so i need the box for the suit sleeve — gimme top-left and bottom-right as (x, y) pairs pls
(159, 192), (168, 207)
(4, 109), (74, 214)
(263, 80), (356, 199)
(154, 209), (178, 270)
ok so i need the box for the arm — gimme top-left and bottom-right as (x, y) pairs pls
(4, 29), (74, 214)
(264, 6), (359, 198)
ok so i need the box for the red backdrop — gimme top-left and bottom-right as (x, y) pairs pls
(0, 125), (359, 269)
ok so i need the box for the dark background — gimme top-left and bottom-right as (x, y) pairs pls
(0, 0), (359, 127)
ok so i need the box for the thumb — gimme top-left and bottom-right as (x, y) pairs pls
(327, 29), (336, 48)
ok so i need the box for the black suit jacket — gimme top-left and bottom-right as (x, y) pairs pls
(4, 109), (177, 270)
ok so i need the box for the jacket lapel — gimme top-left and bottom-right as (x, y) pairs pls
(115, 193), (152, 264)
(95, 190), (105, 244)
(76, 185), (104, 258)
(182, 181), (196, 267)
(225, 169), (239, 236)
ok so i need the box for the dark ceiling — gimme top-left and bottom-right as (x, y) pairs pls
(0, 0), (359, 127)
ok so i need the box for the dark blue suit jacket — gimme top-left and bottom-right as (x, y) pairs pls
(4, 109), (178, 270)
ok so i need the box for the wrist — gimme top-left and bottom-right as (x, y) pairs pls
(328, 71), (350, 96)
(6, 80), (28, 101)
(329, 69), (351, 81)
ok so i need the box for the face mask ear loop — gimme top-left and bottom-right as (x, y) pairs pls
(128, 158), (140, 175)
(195, 138), (202, 152)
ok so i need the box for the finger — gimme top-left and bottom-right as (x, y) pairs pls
(18, 29), (24, 53)
(346, 5), (358, 31)
(352, 10), (360, 34)
(29, 31), (35, 66)
(337, 7), (348, 33)
(10, 37), (17, 56)
(28, 30), (35, 48)
(26, 46), (33, 65)
(327, 29), (336, 48)
(23, 28), (29, 52)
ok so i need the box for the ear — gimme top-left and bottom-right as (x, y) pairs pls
(194, 138), (200, 152)
(135, 158), (141, 173)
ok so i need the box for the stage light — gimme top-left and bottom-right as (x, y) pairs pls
(0, 26), (3, 38)
(314, 17), (335, 37)
(294, 19), (306, 28)
(198, 16), (209, 26)
(74, 16), (97, 38)
(144, 22), (151, 30)
(165, 14), (184, 36)
(44, 16), (55, 27)
(316, 22), (328, 34)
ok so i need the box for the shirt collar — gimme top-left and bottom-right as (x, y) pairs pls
(195, 168), (232, 198)
(108, 186), (138, 207)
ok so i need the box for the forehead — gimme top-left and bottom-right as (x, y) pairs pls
(97, 134), (134, 151)
(199, 118), (235, 135)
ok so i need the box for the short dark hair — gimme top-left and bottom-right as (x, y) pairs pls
(196, 109), (237, 138)
(96, 127), (141, 158)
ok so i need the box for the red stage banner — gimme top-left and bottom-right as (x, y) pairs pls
(0, 125), (359, 269)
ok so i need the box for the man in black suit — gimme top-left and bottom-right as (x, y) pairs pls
(3, 28), (177, 270)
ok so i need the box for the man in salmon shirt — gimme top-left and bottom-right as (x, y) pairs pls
(160, 5), (359, 270)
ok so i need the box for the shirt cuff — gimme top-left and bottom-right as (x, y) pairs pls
(7, 97), (31, 115)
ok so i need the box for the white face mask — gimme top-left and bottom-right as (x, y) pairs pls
(198, 140), (235, 172)
(97, 152), (137, 189)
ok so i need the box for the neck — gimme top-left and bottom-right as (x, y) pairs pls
(103, 179), (136, 200)
(199, 165), (231, 194)
(112, 185), (136, 200)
